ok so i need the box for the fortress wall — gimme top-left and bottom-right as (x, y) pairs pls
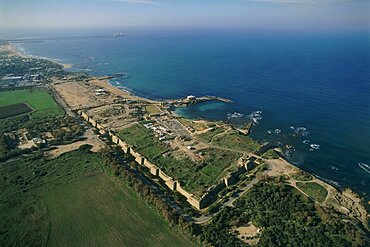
(89, 118), (98, 128)
(80, 111), (89, 122)
(188, 196), (201, 210)
(176, 183), (193, 200)
(224, 166), (246, 187)
(197, 181), (226, 209)
(130, 149), (144, 165)
(158, 169), (173, 182)
(111, 135), (120, 145)
(96, 123), (105, 131)
(143, 159), (155, 170)
(150, 166), (159, 176)
(245, 161), (256, 171)
(165, 179), (177, 191)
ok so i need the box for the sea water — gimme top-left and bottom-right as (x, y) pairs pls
(7, 28), (370, 198)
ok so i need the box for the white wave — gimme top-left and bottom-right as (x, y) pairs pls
(294, 127), (310, 136)
(329, 165), (339, 171)
(227, 112), (244, 119)
(358, 162), (370, 174)
(310, 144), (320, 150)
(316, 175), (340, 187)
(303, 140), (310, 144)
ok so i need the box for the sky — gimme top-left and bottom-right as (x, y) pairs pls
(0, 0), (369, 31)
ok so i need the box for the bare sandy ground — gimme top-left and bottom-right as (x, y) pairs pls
(53, 82), (99, 110)
(45, 129), (105, 158)
(89, 78), (157, 103)
(266, 158), (299, 177)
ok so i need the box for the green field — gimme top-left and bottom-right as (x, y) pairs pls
(296, 182), (328, 203)
(145, 105), (162, 115)
(47, 173), (193, 247)
(0, 88), (63, 118)
(261, 149), (280, 159)
(0, 149), (192, 246)
(210, 130), (261, 153)
(119, 124), (241, 196)
(0, 103), (33, 119)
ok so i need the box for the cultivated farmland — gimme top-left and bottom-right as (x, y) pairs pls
(0, 149), (193, 247)
(0, 88), (63, 118)
(47, 173), (193, 247)
(0, 103), (33, 119)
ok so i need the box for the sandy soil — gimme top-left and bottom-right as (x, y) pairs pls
(266, 158), (299, 177)
(89, 78), (157, 103)
(234, 223), (261, 245)
(45, 129), (105, 158)
(53, 82), (100, 110)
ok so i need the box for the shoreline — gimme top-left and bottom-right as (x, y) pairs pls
(3, 44), (356, 188)
(2, 43), (369, 219)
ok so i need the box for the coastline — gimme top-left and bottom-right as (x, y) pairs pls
(2, 43), (368, 224)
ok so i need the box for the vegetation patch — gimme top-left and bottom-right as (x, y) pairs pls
(46, 173), (192, 247)
(296, 182), (328, 203)
(211, 130), (261, 153)
(0, 103), (33, 119)
(178, 118), (208, 131)
(261, 149), (280, 159)
(200, 181), (369, 247)
(145, 105), (162, 114)
(0, 150), (103, 246)
(197, 127), (226, 142)
(291, 171), (314, 182)
(118, 124), (241, 196)
(0, 88), (63, 118)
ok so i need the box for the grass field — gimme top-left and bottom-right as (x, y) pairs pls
(261, 149), (280, 159)
(0, 149), (193, 246)
(145, 105), (162, 115)
(0, 150), (103, 246)
(119, 124), (241, 195)
(47, 173), (193, 247)
(296, 182), (328, 203)
(0, 88), (63, 118)
(0, 103), (33, 119)
(211, 130), (261, 153)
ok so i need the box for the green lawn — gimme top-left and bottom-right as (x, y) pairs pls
(47, 173), (193, 247)
(0, 88), (63, 118)
(119, 124), (241, 196)
(296, 182), (328, 203)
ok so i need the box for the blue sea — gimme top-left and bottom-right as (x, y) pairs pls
(5, 28), (370, 198)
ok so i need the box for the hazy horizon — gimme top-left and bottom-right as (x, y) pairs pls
(0, 0), (369, 31)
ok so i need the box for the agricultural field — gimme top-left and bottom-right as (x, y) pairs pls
(0, 149), (193, 247)
(119, 124), (241, 196)
(296, 181), (328, 203)
(0, 88), (63, 118)
(0, 103), (33, 119)
(47, 173), (193, 247)
(0, 149), (103, 246)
